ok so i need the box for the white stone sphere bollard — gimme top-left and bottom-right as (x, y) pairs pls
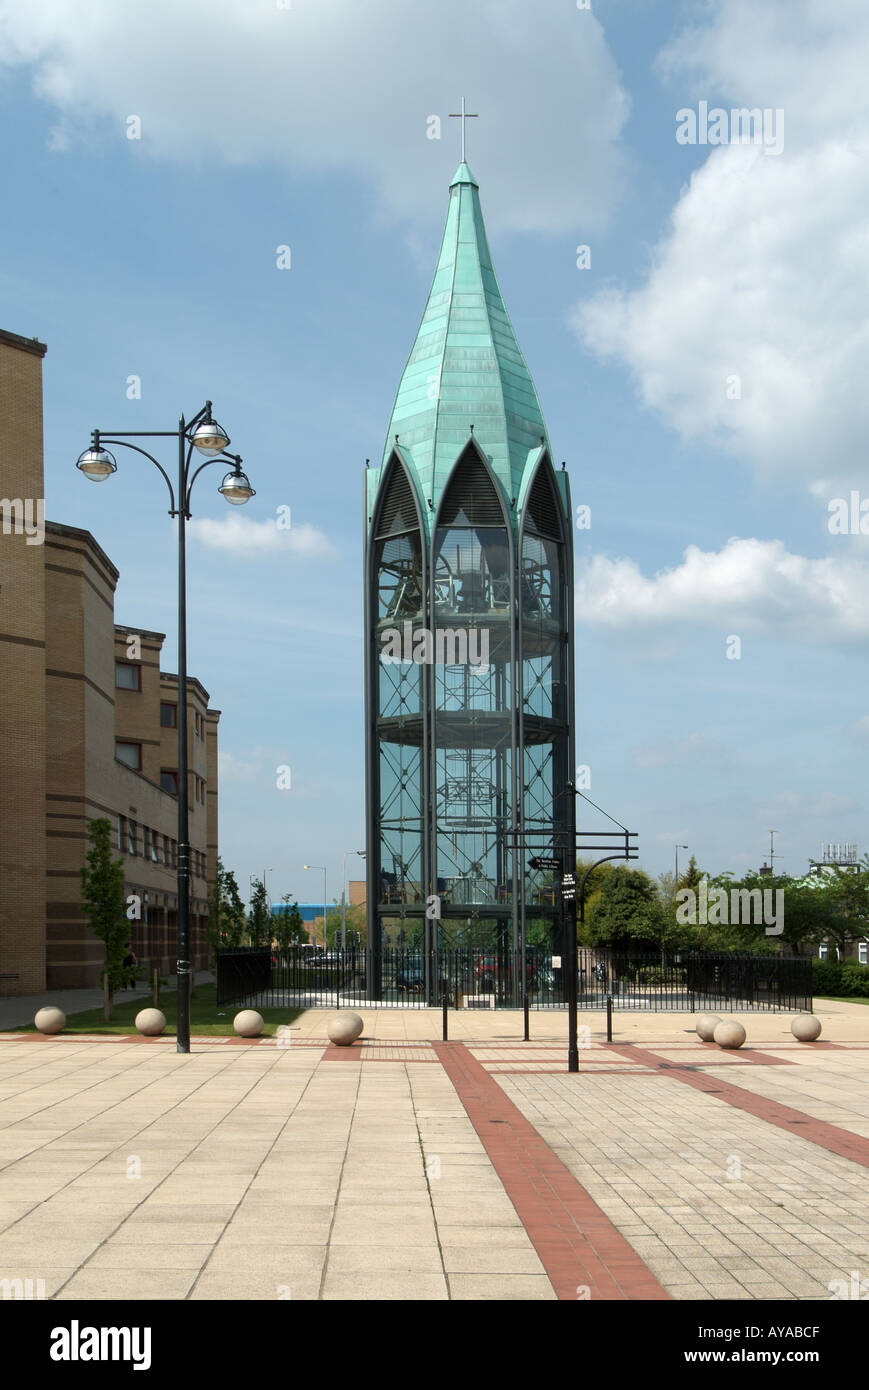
(696, 1013), (722, 1042)
(327, 1010), (364, 1046)
(233, 1009), (264, 1037)
(34, 1006), (65, 1034)
(791, 1014), (822, 1042)
(713, 1019), (746, 1049)
(135, 1008), (167, 1036)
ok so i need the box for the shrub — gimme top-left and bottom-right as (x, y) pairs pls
(812, 956), (869, 996)
(839, 963), (869, 997)
(811, 958), (843, 996)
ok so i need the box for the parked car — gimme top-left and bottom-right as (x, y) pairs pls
(394, 963), (425, 994)
(473, 955), (550, 993)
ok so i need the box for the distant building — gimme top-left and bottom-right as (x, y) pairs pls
(794, 842), (866, 965)
(0, 327), (219, 993)
(270, 883), (367, 941)
(808, 842), (858, 873)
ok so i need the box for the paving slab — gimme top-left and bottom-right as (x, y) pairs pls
(1, 1012), (868, 1301)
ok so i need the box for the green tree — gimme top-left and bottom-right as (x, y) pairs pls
(274, 895), (309, 950)
(247, 877), (271, 949)
(679, 854), (704, 892)
(574, 859), (616, 945)
(819, 860), (869, 957)
(779, 878), (840, 954)
(325, 902), (367, 948)
(587, 867), (665, 949)
(80, 818), (128, 1019)
(207, 859), (247, 954)
(674, 870), (780, 952)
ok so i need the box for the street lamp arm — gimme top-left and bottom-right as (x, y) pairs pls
(578, 853), (633, 927)
(184, 402), (214, 433)
(95, 437), (177, 512)
(184, 451), (243, 514)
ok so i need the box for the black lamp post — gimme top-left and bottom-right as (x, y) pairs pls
(77, 402), (255, 1054)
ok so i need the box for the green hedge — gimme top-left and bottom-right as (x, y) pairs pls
(812, 957), (869, 996)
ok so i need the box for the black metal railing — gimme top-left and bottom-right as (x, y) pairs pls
(216, 947), (811, 1013)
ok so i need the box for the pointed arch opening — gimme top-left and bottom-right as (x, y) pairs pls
(430, 441), (514, 922)
(369, 453), (428, 921)
(518, 456), (565, 632)
(372, 453), (425, 625)
(432, 442), (511, 620)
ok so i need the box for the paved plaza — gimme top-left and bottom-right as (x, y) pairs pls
(0, 999), (867, 1301)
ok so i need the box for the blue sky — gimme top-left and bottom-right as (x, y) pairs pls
(2, 0), (867, 903)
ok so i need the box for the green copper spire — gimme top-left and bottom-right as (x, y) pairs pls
(373, 163), (551, 537)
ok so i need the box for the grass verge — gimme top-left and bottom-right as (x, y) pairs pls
(15, 983), (301, 1037)
(816, 995), (869, 1006)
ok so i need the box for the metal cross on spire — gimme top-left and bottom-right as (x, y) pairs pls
(449, 97), (478, 164)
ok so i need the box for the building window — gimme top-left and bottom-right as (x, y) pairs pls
(860, 941), (868, 966)
(115, 662), (141, 691)
(116, 741), (142, 771)
(117, 816), (125, 852)
(151, 832), (159, 864)
(160, 702), (177, 728)
(194, 711), (203, 740)
(127, 820), (138, 856)
(193, 775), (206, 805)
(161, 769), (178, 796)
(143, 827), (151, 861)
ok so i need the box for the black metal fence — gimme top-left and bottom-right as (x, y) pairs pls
(217, 947), (811, 1013)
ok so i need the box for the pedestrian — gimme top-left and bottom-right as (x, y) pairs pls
(122, 942), (138, 990)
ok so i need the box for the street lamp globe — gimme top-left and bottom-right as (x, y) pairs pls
(76, 447), (117, 481)
(191, 417), (230, 455)
(218, 468), (255, 505)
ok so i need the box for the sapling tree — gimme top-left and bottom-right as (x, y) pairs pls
(80, 818), (128, 1020)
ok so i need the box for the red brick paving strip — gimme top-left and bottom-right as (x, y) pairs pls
(433, 1041), (669, 1301)
(323, 1042), (362, 1060)
(608, 1043), (869, 1168)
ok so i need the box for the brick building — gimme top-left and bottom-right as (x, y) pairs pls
(0, 326), (219, 994)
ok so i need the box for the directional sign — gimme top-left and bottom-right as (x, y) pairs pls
(529, 856), (561, 871)
(561, 871), (577, 903)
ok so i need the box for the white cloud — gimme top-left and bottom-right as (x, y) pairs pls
(631, 733), (733, 770)
(188, 514), (333, 558)
(217, 750), (264, 783)
(576, 537), (869, 645)
(574, 0), (869, 489)
(751, 790), (861, 819)
(218, 746), (287, 783)
(0, 0), (629, 235)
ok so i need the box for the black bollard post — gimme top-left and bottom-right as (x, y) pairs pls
(606, 994), (613, 1043)
(523, 990), (530, 1042)
(442, 988), (448, 1042)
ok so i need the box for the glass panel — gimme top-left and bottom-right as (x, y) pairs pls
(115, 741), (141, 770)
(378, 741), (423, 906)
(115, 663), (140, 690)
(375, 531), (423, 623)
(432, 454), (511, 924)
(433, 527), (510, 621)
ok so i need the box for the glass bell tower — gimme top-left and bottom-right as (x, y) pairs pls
(364, 162), (574, 997)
